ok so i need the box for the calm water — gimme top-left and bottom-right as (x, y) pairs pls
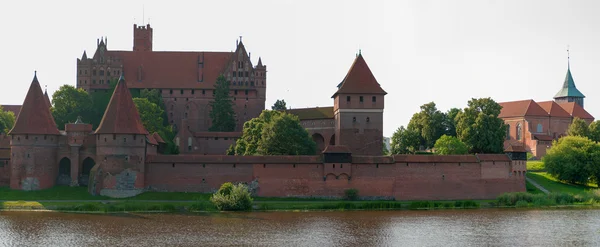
(1, 209), (599, 246)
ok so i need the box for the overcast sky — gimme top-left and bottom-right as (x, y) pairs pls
(1, 0), (598, 137)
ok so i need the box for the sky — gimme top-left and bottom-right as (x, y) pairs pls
(1, 0), (599, 137)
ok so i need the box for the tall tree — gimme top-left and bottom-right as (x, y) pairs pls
(434, 135), (468, 155)
(407, 102), (445, 149)
(390, 126), (421, 154)
(271, 99), (287, 111)
(567, 117), (590, 138)
(442, 108), (461, 137)
(51, 85), (94, 129)
(140, 88), (169, 126)
(0, 106), (16, 134)
(544, 136), (600, 184)
(209, 75), (236, 132)
(588, 121), (600, 142)
(133, 98), (165, 134)
(455, 98), (507, 154)
(90, 78), (118, 127)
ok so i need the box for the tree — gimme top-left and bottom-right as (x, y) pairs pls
(89, 78), (118, 127)
(543, 136), (600, 184)
(567, 117), (590, 138)
(442, 108), (461, 137)
(133, 98), (164, 134)
(455, 98), (507, 154)
(0, 106), (16, 134)
(382, 140), (389, 155)
(51, 85), (94, 129)
(390, 126), (421, 154)
(434, 135), (468, 155)
(230, 110), (317, 155)
(589, 121), (600, 142)
(210, 182), (254, 211)
(209, 75), (236, 132)
(271, 99), (287, 111)
(407, 102), (445, 149)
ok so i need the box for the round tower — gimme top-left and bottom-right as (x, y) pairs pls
(9, 72), (61, 190)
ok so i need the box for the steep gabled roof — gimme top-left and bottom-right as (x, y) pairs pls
(107, 50), (233, 89)
(332, 53), (386, 98)
(498, 100), (548, 118)
(286, 107), (334, 120)
(9, 72), (60, 135)
(536, 101), (571, 118)
(95, 75), (148, 135)
(557, 102), (594, 120)
(152, 132), (165, 144)
(554, 68), (585, 98)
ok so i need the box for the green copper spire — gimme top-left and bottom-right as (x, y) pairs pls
(554, 49), (585, 99)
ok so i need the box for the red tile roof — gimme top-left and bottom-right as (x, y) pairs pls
(152, 132), (165, 144)
(1, 105), (22, 117)
(107, 51), (233, 89)
(532, 134), (554, 141)
(476, 154), (511, 162)
(9, 73), (60, 135)
(332, 54), (387, 97)
(505, 144), (527, 153)
(499, 100), (548, 118)
(537, 101), (571, 118)
(286, 107), (334, 120)
(95, 76), (148, 135)
(323, 145), (351, 154)
(147, 134), (158, 145)
(557, 102), (594, 120)
(44, 89), (51, 107)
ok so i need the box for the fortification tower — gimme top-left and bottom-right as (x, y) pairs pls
(554, 61), (585, 108)
(92, 75), (149, 197)
(133, 24), (153, 52)
(9, 72), (60, 190)
(332, 52), (387, 155)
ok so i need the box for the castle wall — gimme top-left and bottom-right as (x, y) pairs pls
(144, 154), (525, 200)
(10, 134), (59, 190)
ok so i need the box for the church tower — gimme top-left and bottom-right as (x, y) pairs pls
(92, 75), (149, 197)
(9, 72), (60, 190)
(332, 52), (387, 155)
(554, 53), (585, 107)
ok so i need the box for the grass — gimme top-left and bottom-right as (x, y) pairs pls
(526, 161), (545, 171)
(526, 180), (544, 194)
(0, 186), (212, 201)
(526, 172), (597, 194)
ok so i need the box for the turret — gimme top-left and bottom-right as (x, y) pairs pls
(92, 75), (149, 197)
(9, 72), (60, 190)
(133, 24), (153, 52)
(553, 65), (585, 108)
(332, 52), (387, 155)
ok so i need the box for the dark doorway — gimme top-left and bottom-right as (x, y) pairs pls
(56, 157), (71, 185)
(79, 157), (96, 186)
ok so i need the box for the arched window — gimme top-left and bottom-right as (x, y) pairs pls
(537, 123), (543, 133)
(516, 123), (522, 141)
(506, 124), (511, 140)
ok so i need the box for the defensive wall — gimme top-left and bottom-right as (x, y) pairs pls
(144, 153), (526, 200)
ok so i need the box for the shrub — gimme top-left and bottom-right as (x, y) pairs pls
(210, 182), (254, 211)
(408, 201), (433, 210)
(515, 200), (529, 208)
(543, 136), (600, 184)
(344, 189), (359, 201)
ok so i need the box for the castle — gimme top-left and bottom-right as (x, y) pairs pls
(0, 24), (526, 200)
(498, 61), (594, 159)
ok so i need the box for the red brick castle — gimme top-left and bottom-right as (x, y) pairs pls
(0, 24), (526, 199)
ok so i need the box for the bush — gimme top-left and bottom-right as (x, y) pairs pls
(210, 182), (254, 211)
(344, 189), (359, 201)
(515, 200), (529, 208)
(543, 136), (600, 185)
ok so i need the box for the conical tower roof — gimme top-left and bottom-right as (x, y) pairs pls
(95, 75), (148, 135)
(9, 72), (60, 135)
(554, 68), (585, 98)
(332, 53), (387, 98)
(44, 88), (51, 107)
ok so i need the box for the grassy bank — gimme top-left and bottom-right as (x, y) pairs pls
(0, 186), (209, 201)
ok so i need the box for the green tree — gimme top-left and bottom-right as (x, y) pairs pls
(567, 117), (590, 138)
(230, 110), (316, 155)
(455, 97), (507, 154)
(434, 135), (469, 155)
(133, 98), (164, 134)
(89, 79), (118, 127)
(382, 140), (389, 155)
(442, 108), (461, 137)
(589, 121), (600, 142)
(390, 126), (421, 154)
(210, 182), (254, 211)
(407, 102), (445, 149)
(51, 85), (94, 129)
(271, 99), (287, 111)
(0, 106), (16, 134)
(209, 75), (236, 132)
(543, 136), (600, 184)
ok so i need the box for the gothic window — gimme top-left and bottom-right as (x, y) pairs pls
(506, 125), (511, 140)
(93, 70), (96, 76)
(100, 70), (104, 76)
(232, 71), (236, 77)
(245, 81), (248, 86)
(251, 81), (254, 86)
(238, 71), (242, 77)
(245, 71), (249, 77)
(537, 123), (543, 133)
(516, 123), (522, 141)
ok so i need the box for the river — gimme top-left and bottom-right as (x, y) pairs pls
(0, 209), (599, 246)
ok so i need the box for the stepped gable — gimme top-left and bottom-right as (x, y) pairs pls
(537, 101), (571, 118)
(498, 100), (548, 118)
(557, 102), (594, 120)
(8, 72), (60, 135)
(332, 53), (387, 98)
(286, 107), (334, 120)
(106, 50), (232, 89)
(95, 75), (148, 135)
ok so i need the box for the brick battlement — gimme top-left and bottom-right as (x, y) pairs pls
(146, 154), (322, 164)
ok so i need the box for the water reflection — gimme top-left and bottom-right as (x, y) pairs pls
(1, 209), (600, 246)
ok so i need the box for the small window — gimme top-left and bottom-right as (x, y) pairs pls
(353, 117), (356, 122)
(506, 125), (511, 140)
(170, 90), (173, 94)
(366, 117), (370, 122)
(234, 90), (238, 95)
(360, 96), (364, 102)
(245, 71), (249, 77)
(346, 96), (351, 102)
(516, 123), (522, 141)
(537, 123), (543, 133)
(180, 89), (184, 95)
(192, 89), (195, 94)
(202, 90), (206, 95)
(232, 71), (236, 77)
(245, 90), (248, 95)
(372, 96), (376, 102)
(124, 138), (127, 143)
